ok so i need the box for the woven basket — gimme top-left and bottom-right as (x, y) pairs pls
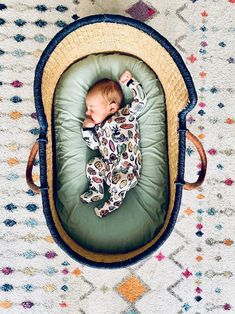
(26, 14), (207, 268)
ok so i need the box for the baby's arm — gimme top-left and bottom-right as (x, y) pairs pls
(81, 117), (99, 150)
(119, 70), (147, 116)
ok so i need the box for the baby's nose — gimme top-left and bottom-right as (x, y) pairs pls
(86, 109), (90, 116)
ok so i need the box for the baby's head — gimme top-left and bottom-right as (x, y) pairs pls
(85, 79), (123, 124)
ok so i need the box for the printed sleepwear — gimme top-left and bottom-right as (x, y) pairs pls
(81, 78), (147, 218)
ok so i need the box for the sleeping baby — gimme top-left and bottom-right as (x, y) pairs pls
(80, 70), (147, 218)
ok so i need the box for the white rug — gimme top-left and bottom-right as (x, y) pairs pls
(0, 1), (234, 313)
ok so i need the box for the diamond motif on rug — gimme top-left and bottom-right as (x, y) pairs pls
(125, 0), (157, 21)
(116, 275), (149, 303)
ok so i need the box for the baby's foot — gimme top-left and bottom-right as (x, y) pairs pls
(80, 190), (104, 203)
(94, 201), (116, 218)
(94, 207), (110, 218)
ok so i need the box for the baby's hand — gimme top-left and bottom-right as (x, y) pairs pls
(119, 70), (132, 85)
(83, 116), (95, 128)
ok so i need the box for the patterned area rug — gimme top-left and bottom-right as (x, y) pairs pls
(0, 1), (234, 313)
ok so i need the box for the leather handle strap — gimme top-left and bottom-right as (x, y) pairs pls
(26, 141), (40, 194)
(183, 130), (207, 190)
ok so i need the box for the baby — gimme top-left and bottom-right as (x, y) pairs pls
(80, 70), (147, 218)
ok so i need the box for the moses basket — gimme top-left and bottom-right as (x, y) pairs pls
(26, 14), (207, 268)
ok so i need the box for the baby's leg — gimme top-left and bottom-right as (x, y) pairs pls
(94, 168), (138, 218)
(80, 157), (106, 203)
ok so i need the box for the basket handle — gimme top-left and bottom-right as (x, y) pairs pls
(183, 130), (207, 190)
(26, 141), (40, 194)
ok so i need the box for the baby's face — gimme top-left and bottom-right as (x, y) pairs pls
(85, 92), (115, 125)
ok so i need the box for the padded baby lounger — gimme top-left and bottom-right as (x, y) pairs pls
(54, 52), (169, 255)
(26, 14), (207, 268)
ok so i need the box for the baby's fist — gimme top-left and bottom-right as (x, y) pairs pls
(83, 117), (95, 128)
(119, 70), (132, 85)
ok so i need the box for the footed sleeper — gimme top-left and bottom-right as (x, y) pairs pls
(81, 78), (147, 217)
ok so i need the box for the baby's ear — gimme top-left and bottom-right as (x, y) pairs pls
(110, 102), (119, 113)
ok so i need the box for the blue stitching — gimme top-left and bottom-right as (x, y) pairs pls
(175, 181), (185, 186)
(37, 137), (48, 143)
(177, 128), (188, 133)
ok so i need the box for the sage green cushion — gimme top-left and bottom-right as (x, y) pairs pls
(54, 53), (169, 254)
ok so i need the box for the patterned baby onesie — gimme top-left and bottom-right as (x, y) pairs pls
(81, 78), (147, 218)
